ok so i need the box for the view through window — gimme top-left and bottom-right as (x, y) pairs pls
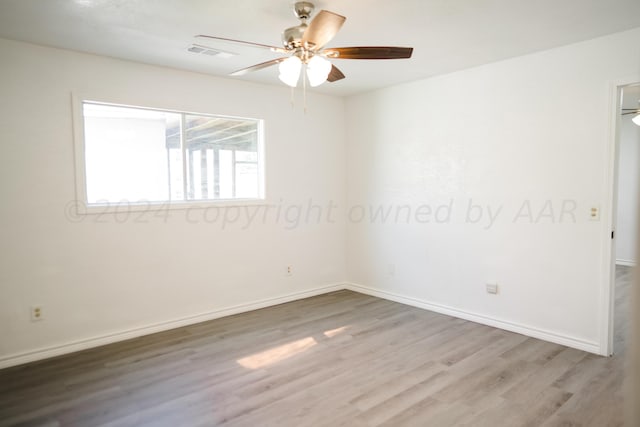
(81, 102), (263, 205)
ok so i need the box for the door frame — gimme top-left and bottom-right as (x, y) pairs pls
(602, 75), (640, 356)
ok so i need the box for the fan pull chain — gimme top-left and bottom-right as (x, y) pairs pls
(303, 65), (307, 114)
(290, 85), (295, 109)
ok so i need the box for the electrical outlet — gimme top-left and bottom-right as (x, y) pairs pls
(31, 305), (43, 321)
(286, 265), (293, 276)
(486, 283), (498, 294)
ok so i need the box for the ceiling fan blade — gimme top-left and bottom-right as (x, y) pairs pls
(622, 111), (640, 115)
(327, 65), (345, 82)
(230, 58), (287, 76)
(325, 46), (413, 59)
(195, 35), (288, 53)
(302, 10), (346, 50)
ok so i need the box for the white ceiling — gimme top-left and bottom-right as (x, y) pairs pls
(0, 0), (639, 97)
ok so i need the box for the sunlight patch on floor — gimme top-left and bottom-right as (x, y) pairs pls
(237, 337), (318, 369)
(323, 326), (348, 338)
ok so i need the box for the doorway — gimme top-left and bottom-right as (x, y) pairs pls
(608, 82), (640, 355)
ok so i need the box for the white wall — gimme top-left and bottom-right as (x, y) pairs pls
(616, 110), (640, 265)
(0, 38), (346, 366)
(2, 27), (639, 366)
(345, 28), (640, 354)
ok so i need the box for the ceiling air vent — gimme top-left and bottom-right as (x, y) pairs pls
(187, 44), (236, 59)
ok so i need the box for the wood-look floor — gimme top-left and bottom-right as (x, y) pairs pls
(0, 267), (631, 426)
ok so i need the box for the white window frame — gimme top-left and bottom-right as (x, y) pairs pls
(72, 94), (266, 213)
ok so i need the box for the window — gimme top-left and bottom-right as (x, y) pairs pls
(79, 101), (263, 206)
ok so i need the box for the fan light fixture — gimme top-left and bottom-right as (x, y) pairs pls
(278, 55), (332, 88)
(633, 114), (640, 126)
(278, 56), (302, 87)
(306, 55), (332, 87)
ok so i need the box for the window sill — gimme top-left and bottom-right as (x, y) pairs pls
(74, 198), (269, 215)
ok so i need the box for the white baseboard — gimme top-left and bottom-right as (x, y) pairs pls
(0, 283), (345, 369)
(1, 280), (604, 369)
(344, 282), (602, 355)
(616, 259), (637, 267)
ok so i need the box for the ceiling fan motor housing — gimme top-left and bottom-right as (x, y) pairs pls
(282, 2), (314, 49)
(282, 23), (307, 49)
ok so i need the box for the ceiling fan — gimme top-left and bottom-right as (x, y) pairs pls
(195, 1), (413, 88)
(622, 106), (640, 126)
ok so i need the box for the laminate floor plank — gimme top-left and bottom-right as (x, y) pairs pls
(473, 387), (572, 427)
(0, 267), (631, 426)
